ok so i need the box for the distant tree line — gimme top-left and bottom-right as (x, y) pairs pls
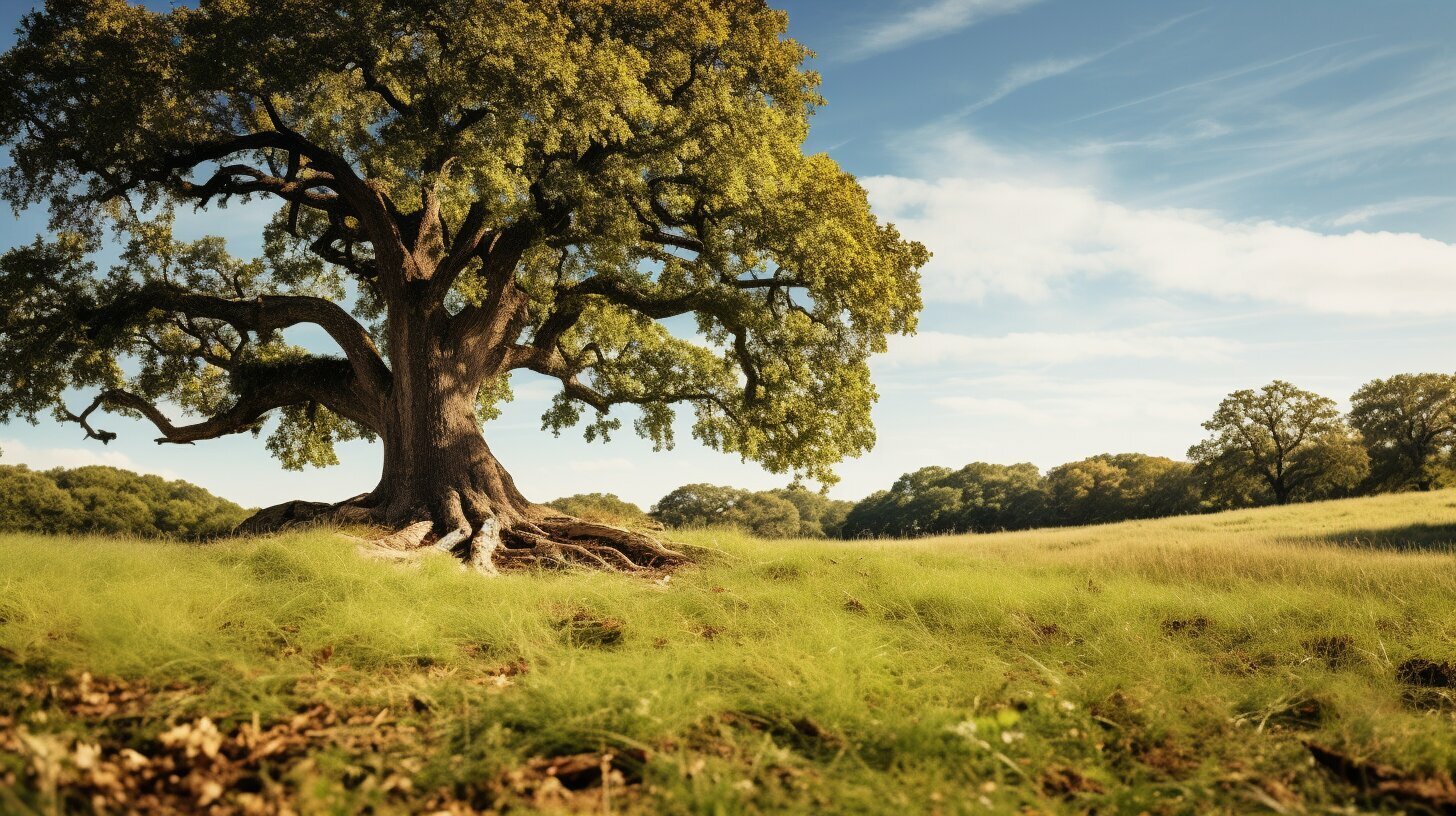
(0, 465), (249, 539)
(565, 374), (1456, 539)
(550, 484), (855, 539)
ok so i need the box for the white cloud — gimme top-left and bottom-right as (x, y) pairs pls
(931, 376), (1228, 429)
(1328, 196), (1456, 228)
(846, 0), (1043, 61)
(865, 133), (1456, 314)
(0, 437), (180, 479)
(881, 329), (1241, 368)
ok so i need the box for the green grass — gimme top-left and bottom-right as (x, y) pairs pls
(2, 490), (1456, 813)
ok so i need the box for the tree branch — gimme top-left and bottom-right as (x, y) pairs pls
(93, 285), (392, 401)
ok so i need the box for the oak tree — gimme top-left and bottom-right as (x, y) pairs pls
(1348, 373), (1456, 492)
(1189, 381), (1368, 506)
(0, 0), (926, 569)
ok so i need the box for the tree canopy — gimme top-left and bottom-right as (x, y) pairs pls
(1045, 453), (1201, 525)
(1349, 373), (1456, 492)
(0, 464), (248, 538)
(0, 0), (926, 567)
(840, 462), (1047, 538)
(545, 492), (653, 528)
(1189, 381), (1368, 506)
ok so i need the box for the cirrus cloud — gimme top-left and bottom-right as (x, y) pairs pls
(880, 329), (1241, 368)
(864, 134), (1456, 314)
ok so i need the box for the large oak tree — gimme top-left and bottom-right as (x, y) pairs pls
(1349, 373), (1456, 492)
(1189, 381), (1368, 506)
(0, 0), (927, 570)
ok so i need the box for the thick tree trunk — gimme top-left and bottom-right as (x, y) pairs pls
(237, 304), (685, 572)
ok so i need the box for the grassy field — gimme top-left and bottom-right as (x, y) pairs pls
(2, 491), (1455, 814)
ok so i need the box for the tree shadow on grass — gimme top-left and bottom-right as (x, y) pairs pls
(1308, 523), (1456, 553)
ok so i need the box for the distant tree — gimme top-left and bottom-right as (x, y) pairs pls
(840, 466), (957, 538)
(1046, 457), (1126, 526)
(766, 484), (854, 538)
(941, 462), (1048, 532)
(649, 483), (803, 538)
(840, 462), (1046, 538)
(1046, 454), (1200, 525)
(0, 464), (246, 538)
(651, 484), (749, 530)
(724, 492), (801, 539)
(1189, 381), (1369, 506)
(1349, 373), (1456, 492)
(0, 465), (82, 534)
(545, 493), (653, 528)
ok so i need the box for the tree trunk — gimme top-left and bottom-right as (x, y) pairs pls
(237, 304), (685, 573)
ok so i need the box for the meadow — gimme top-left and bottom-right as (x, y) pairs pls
(2, 490), (1455, 814)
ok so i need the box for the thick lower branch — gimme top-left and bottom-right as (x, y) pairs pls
(64, 360), (377, 446)
(95, 284), (392, 400)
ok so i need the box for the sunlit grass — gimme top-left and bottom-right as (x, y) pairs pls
(2, 490), (1455, 813)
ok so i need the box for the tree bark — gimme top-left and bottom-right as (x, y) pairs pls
(237, 300), (685, 573)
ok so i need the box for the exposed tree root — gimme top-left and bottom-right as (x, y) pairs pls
(239, 497), (687, 574)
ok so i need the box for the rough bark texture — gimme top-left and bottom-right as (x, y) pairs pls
(237, 301), (686, 573)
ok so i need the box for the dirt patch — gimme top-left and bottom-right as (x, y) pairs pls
(491, 748), (649, 812)
(757, 563), (805, 582)
(1161, 616), (1211, 637)
(4, 698), (424, 814)
(9, 672), (179, 721)
(1396, 658), (1455, 688)
(1040, 764), (1105, 798)
(1017, 614), (1066, 642)
(1307, 742), (1456, 813)
(1136, 738), (1200, 777)
(1305, 635), (1355, 668)
(842, 596), (867, 614)
(1264, 698), (1327, 731)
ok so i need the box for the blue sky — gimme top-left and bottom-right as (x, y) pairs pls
(4, 0), (1456, 510)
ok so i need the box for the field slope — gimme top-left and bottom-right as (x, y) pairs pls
(2, 491), (1455, 813)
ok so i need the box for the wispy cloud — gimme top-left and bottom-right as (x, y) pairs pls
(1066, 38), (1377, 123)
(881, 329), (1241, 368)
(1153, 54), (1456, 199)
(1327, 196), (1456, 228)
(845, 0), (1043, 61)
(962, 10), (1207, 114)
(866, 131), (1456, 314)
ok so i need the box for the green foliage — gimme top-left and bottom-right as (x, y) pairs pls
(650, 482), (813, 538)
(544, 493), (651, 528)
(1046, 453), (1201, 525)
(3, 490), (1456, 812)
(0, 464), (248, 539)
(0, 464), (81, 534)
(842, 462), (1048, 538)
(1349, 373), (1456, 492)
(765, 484), (854, 538)
(1191, 381), (1370, 506)
(0, 0), (927, 485)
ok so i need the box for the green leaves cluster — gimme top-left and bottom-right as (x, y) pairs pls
(0, 464), (249, 539)
(1349, 373), (1456, 492)
(649, 482), (852, 539)
(839, 457), (1195, 539)
(1189, 381), (1368, 506)
(0, 0), (926, 485)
